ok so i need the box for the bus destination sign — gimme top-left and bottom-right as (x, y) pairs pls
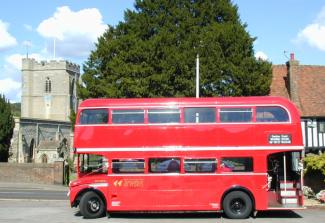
(268, 134), (292, 144)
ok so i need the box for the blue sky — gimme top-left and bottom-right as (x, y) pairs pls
(1, 0), (325, 102)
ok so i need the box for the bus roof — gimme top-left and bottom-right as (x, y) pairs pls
(79, 96), (296, 109)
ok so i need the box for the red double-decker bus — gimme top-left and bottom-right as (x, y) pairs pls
(69, 96), (304, 219)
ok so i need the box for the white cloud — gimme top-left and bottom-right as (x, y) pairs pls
(0, 78), (21, 96)
(255, 51), (268, 61)
(296, 6), (325, 51)
(37, 6), (107, 58)
(1, 54), (44, 102)
(6, 53), (43, 70)
(0, 20), (17, 51)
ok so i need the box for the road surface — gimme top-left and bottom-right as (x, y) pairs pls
(0, 182), (68, 200)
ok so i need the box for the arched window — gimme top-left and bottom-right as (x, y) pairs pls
(41, 154), (48, 164)
(45, 77), (51, 93)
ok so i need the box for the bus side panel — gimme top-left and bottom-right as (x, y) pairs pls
(218, 175), (268, 211)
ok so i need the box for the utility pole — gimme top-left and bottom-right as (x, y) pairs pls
(196, 54), (200, 98)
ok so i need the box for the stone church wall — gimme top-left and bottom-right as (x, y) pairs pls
(9, 118), (71, 163)
(0, 162), (64, 184)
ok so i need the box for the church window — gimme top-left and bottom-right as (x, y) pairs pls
(41, 154), (48, 163)
(45, 77), (52, 93)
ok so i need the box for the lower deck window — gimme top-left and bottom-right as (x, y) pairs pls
(220, 157), (253, 172)
(79, 154), (108, 174)
(149, 158), (180, 173)
(112, 159), (145, 173)
(184, 159), (217, 173)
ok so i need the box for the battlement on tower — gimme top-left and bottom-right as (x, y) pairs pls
(22, 58), (80, 73)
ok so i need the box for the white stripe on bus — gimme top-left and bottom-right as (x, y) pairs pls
(104, 173), (267, 177)
(76, 146), (303, 153)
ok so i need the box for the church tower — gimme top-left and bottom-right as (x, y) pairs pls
(21, 58), (80, 121)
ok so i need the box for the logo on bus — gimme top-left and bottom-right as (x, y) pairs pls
(113, 179), (144, 188)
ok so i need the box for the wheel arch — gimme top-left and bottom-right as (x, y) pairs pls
(72, 187), (107, 208)
(221, 185), (255, 210)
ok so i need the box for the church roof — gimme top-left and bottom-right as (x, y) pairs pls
(37, 140), (60, 151)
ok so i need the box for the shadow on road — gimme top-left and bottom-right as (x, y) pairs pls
(73, 210), (302, 220)
(256, 210), (302, 218)
(110, 212), (220, 219)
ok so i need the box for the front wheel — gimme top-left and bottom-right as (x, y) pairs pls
(222, 191), (253, 219)
(79, 191), (106, 219)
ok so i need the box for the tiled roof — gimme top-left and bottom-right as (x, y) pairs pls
(271, 65), (289, 99)
(37, 140), (60, 151)
(270, 63), (325, 117)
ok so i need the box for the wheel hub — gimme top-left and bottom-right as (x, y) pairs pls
(88, 199), (100, 212)
(231, 199), (245, 214)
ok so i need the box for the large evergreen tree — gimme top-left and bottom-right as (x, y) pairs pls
(0, 95), (15, 162)
(80, 0), (272, 99)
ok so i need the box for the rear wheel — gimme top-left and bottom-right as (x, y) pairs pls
(222, 191), (252, 219)
(79, 191), (106, 219)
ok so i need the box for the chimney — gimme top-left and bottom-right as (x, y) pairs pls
(286, 53), (301, 109)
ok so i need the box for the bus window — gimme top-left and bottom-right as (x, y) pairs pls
(220, 108), (252, 123)
(79, 109), (108, 124)
(79, 154), (108, 174)
(184, 159), (217, 173)
(220, 157), (253, 172)
(148, 109), (180, 123)
(112, 159), (145, 173)
(184, 108), (216, 123)
(256, 106), (289, 122)
(149, 158), (180, 173)
(112, 109), (145, 124)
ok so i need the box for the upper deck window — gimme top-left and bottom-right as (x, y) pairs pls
(220, 108), (252, 123)
(256, 106), (289, 122)
(148, 109), (180, 123)
(79, 109), (108, 124)
(112, 109), (144, 124)
(184, 107), (216, 123)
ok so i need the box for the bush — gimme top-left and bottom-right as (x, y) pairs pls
(304, 153), (325, 182)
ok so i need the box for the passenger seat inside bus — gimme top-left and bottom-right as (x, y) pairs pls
(167, 160), (180, 173)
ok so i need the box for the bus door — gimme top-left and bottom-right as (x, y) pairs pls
(267, 151), (304, 208)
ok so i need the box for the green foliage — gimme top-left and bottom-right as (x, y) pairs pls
(0, 95), (15, 162)
(10, 103), (21, 117)
(69, 110), (76, 131)
(304, 153), (325, 180)
(80, 0), (272, 99)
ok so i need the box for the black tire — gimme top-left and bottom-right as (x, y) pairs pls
(79, 191), (106, 219)
(222, 191), (253, 219)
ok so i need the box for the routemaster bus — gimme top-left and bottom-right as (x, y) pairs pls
(68, 96), (304, 219)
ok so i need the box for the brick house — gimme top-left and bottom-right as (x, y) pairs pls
(270, 54), (325, 153)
